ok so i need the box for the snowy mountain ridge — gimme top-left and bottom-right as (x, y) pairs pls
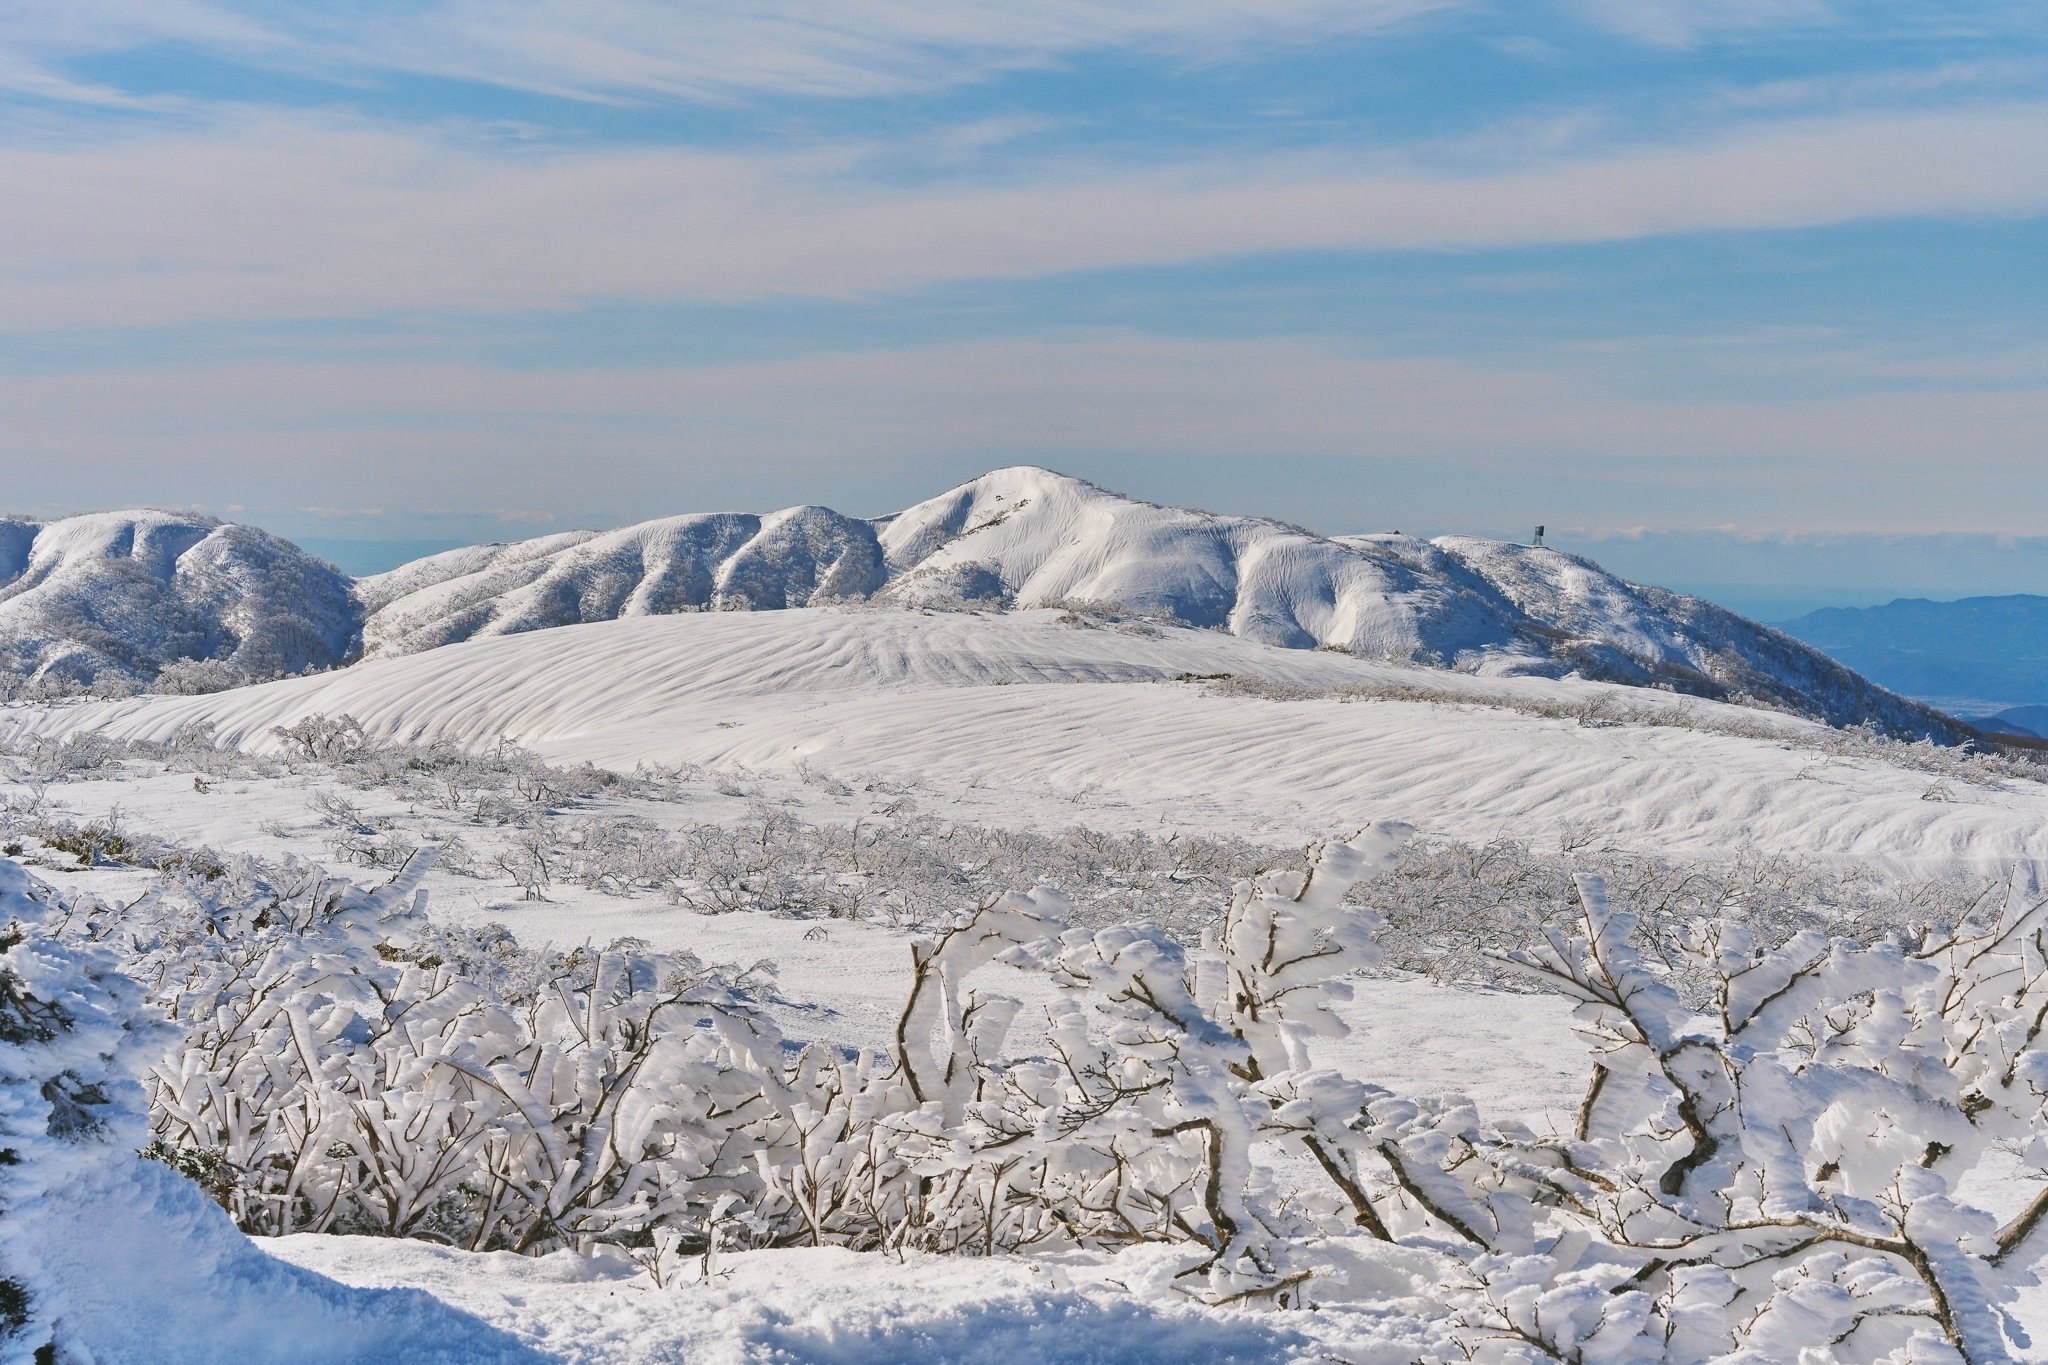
(355, 505), (887, 658)
(0, 469), (1968, 740)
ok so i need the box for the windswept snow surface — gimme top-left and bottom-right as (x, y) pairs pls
(13, 607), (2044, 873)
(264, 1235), (1447, 1365)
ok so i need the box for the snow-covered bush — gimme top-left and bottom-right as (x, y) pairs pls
(83, 831), (1426, 1286)
(1434, 869), (2048, 1361)
(1361, 833), (2004, 994)
(50, 835), (1400, 1271)
(93, 852), (765, 1250)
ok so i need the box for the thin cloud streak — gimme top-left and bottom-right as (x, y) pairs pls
(5, 101), (2048, 330)
(1565, 0), (1832, 48)
(370, 0), (1458, 101)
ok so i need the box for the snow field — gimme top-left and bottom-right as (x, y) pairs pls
(7, 603), (2048, 1362)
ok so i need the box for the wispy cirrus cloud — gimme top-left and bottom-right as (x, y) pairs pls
(9, 0), (1984, 112)
(1563, 0), (1834, 48)
(4, 99), (2047, 330)
(0, 0), (1459, 106)
(1705, 57), (2048, 114)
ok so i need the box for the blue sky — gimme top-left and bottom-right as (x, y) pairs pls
(2, 1), (2045, 607)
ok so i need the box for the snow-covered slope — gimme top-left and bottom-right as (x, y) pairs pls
(0, 511), (356, 694)
(19, 608), (2043, 872)
(1354, 532), (1949, 735)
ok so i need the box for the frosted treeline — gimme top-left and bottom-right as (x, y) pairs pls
(13, 830), (2048, 1360)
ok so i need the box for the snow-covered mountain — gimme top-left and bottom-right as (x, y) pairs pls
(359, 467), (1964, 740)
(0, 511), (356, 695)
(0, 471), (1968, 740)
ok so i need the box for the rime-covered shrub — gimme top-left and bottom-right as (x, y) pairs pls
(28, 822), (2048, 1358)
(77, 852), (771, 1251)
(1405, 867), (2048, 1361)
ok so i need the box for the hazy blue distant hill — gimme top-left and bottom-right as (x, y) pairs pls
(1975, 704), (2048, 739)
(1776, 595), (2048, 714)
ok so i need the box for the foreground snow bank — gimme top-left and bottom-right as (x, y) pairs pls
(270, 1236), (1451, 1365)
(0, 859), (537, 1365)
(28, 1159), (543, 1365)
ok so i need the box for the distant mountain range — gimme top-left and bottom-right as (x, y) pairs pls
(1972, 706), (2047, 739)
(0, 468), (1971, 741)
(1775, 596), (2048, 720)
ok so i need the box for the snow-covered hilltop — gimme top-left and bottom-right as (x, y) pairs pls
(356, 506), (887, 657)
(867, 469), (1950, 736)
(0, 511), (356, 695)
(0, 470), (1968, 740)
